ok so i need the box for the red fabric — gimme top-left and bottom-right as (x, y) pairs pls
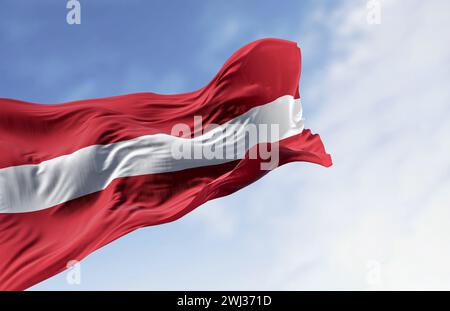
(0, 38), (301, 169)
(0, 38), (331, 290)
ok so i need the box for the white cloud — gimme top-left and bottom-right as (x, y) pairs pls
(168, 0), (450, 290)
(266, 0), (450, 290)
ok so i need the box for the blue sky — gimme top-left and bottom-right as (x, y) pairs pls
(0, 0), (322, 101)
(1, 0), (450, 290)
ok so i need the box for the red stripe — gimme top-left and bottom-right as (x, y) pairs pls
(0, 131), (331, 290)
(0, 38), (301, 169)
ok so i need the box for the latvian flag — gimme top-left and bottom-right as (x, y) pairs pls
(0, 38), (332, 290)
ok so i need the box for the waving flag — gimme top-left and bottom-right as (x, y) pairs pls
(0, 38), (331, 290)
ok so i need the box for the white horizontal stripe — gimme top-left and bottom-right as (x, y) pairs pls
(0, 95), (303, 213)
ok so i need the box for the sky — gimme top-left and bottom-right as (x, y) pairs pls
(1, 0), (450, 290)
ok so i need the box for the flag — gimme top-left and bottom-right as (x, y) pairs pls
(0, 38), (332, 290)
